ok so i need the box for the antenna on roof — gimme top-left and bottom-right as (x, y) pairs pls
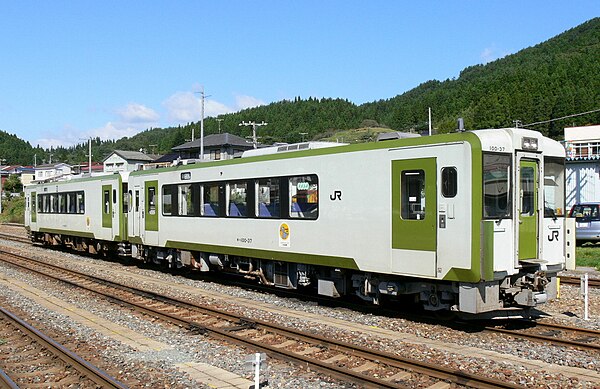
(456, 118), (465, 132)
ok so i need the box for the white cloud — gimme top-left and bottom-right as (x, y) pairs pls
(84, 122), (141, 141)
(480, 45), (511, 64)
(163, 91), (234, 123)
(235, 94), (265, 110)
(116, 103), (159, 123)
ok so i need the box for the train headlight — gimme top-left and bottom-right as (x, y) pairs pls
(522, 137), (538, 151)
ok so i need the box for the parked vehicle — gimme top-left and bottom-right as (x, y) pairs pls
(569, 203), (600, 244)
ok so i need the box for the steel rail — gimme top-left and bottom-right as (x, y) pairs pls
(0, 306), (127, 389)
(0, 249), (520, 389)
(560, 275), (600, 288)
(0, 368), (19, 389)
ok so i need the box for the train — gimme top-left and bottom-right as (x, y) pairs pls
(23, 127), (573, 319)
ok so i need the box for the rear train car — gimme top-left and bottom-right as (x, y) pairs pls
(119, 127), (570, 319)
(25, 173), (126, 254)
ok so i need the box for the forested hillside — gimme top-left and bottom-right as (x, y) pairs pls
(2, 18), (599, 166)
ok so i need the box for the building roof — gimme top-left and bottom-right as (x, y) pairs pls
(103, 150), (155, 163)
(172, 133), (254, 151)
(34, 162), (72, 169)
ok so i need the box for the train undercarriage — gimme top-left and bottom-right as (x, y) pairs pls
(30, 232), (559, 319)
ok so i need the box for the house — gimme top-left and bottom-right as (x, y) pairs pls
(564, 124), (600, 209)
(34, 163), (73, 182)
(172, 133), (255, 161)
(103, 150), (156, 172)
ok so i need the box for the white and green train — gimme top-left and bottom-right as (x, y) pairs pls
(24, 127), (572, 318)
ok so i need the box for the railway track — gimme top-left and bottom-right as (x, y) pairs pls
(560, 275), (600, 288)
(0, 248), (521, 389)
(0, 231), (30, 244)
(0, 305), (126, 388)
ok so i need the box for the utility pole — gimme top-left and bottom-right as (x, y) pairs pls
(216, 118), (224, 134)
(149, 144), (158, 155)
(34, 154), (37, 167)
(0, 158), (5, 214)
(88, 138), (92, 175)
(239, 121), (267, 149)
(300, 132), (308, 142)
(428, 107), (432, 136)
(195, 86), (210, 160)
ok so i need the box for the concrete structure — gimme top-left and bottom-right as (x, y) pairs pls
(564, 124), (600, 209)
(103, 150), (155, 172)
(172, 133), (255, 161)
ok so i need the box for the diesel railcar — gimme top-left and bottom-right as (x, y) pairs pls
(24, 127), (572, 318)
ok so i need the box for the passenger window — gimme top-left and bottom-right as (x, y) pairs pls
(178, 184), (198, 216)
(228, 181), (248, 217)
(289, 175), (318, 219)
(441, 167), (457, 198)
(202, 184), (221, 217)
(162, 187), (173, 216)
(257, 178), (280, 218)
(77, 192), (85, 214)
(68, 192), (77, 213)
(401, 170), (426, 220)
(59, 193), (67, 213)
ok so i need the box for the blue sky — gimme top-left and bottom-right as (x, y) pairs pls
(0, 1), (598, 149)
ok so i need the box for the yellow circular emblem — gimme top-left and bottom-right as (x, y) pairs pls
(279, 223), (290, 240)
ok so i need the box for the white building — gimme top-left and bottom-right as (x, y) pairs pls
(33, 163), (73, 182)
(565, 124), (600, 209)
(103, 150), (155, 173)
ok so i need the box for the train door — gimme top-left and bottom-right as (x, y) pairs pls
(391, 158), (438, 277)
(30, 191), (37, 226)
(518, 158), (539, 260)
(102, 183), (113, 238)
(133, 185), (142, 239)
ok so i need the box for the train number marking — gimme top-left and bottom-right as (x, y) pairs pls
(548, 230), (559, 242)
(236, 237), (253, 244)
(330, 190), (342, 201)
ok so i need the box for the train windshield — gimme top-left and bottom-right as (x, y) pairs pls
(483, 153), (511, 219)
(544, 157), (565, 217)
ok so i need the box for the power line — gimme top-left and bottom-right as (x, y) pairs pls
(521, 108), (600, 128)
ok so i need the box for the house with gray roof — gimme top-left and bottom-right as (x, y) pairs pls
(172, 133), (255, 161)
(103, 150), (156, 172)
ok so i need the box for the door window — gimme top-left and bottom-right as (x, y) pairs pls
(401, 170), (425, 220)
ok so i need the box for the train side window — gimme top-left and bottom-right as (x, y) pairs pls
(67, 192), (77, 213)
(148, 187), (156, 215)
(228, 181), (248, 217)
(51, 194), (58, 213)
(401, 170), (426, 220)
(135, 191), (140, 212)
(257, 178), (280, 218)
(77, 192), (85, 214)
(289, 175), (318, 219)
(178, 184), (197, 216)
(113, 189), (117, 204)
(202, 183), (221, 217)
(38, 195), (44, 213)
(162, 185), (173, 216)
(59, 193), (67, 213)
(441, 167), (457, 198)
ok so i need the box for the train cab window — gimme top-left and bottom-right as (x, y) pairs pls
(257, 178), (280, 218)
(441, 167), (457, 198)
(401, 170), (426, 220)
(202, 184), (221, 217)
(228, 181), (248, 217)
(544, 157), (565, 217)
(483, 153), (511, 219)
(289, 175), (318, 219)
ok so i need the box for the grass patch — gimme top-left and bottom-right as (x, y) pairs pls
(0, 195), (25, 224)
(576, 245), (600, 270)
